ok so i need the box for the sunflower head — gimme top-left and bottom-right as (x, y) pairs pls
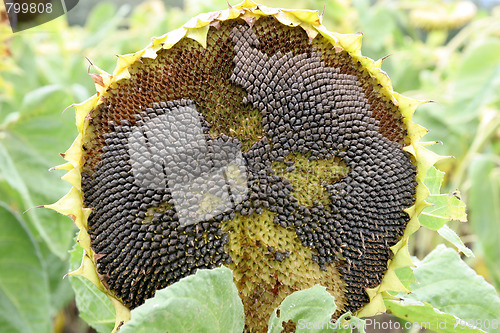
(47, 1), (437, 332)
(410, 1), (477, 31)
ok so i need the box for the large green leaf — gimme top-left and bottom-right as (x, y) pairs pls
(437, 224), (473, 258)
(44, 247), (74, 314)
(83, 3), (131, 49)
(468, 155), (500, 291)
(452, 39), (500, 105)
(0, 29), (89, 259)
(119, 266), (244, 333)
(0, 141), (74, 314)
(268, 285), (337, 333)
(0, 203), (51, 333)
(70, 244), (245, 333)
(406, 245), (500, 332)
(445, 39), (500, 126)
(420, 166), (467, 231)
(0, 83), (77, 259)
(0, 142), (33, 210)
(355, 0), (397, 57)
(267, 285), (365, 333)
(69, 241), (115, 333)
(385, 298), (486, 333)
(0, 134), (74, 258)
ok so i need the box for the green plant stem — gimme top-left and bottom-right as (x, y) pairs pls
(434, 17), (500, 80)
(451, 111), (500, 189)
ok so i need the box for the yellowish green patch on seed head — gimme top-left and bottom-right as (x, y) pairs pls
(221, 209), (347, 333)
(272, 152), (350, 208)
(142, 202), (174, 224)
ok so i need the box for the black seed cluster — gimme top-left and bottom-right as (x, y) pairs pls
(230, 25), (417, 313)
(83, 100), (233, 309)
(236, 136), (299, 221)
(267, 246), (291, 262)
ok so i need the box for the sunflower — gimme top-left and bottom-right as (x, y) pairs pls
(47, 1), (439, 332)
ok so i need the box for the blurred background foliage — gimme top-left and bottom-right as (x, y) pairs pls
(0, 0), (499, 332)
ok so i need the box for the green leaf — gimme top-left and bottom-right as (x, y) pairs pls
(406, 245), (500, 333)
(334, 312), (366, 333)
(268, 285), (337, 333)
(395, 266), (416, 290)
(420, 167), (467, 230)
(44, 248), (74, 314)
(437, 224), (473, 257)
(452, 39), (500, 104)
(0, 142), (33, 209)
(20, 85), (65, 112)
(69, 241), (115, 333)
(0, 82), (76, 259)
(423, 165), (445, 193)
(83, 3), (131, 49)
(385, 298), (487, 333)
(119, 266), (244, 333)
(0, 34), (87, 261)
(0, 138), (74, 258)
(468, 155), (500, 291)
(0, 202), (51, 333)
(354, 0), (397, 58)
